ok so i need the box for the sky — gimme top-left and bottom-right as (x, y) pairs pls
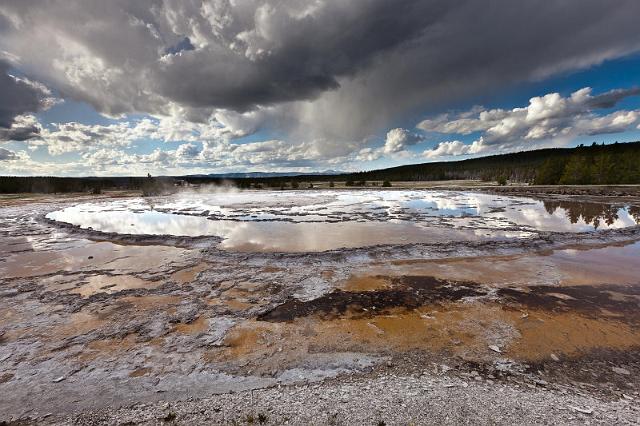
(1, 0), (640, 177)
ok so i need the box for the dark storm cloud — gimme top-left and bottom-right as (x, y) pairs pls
(1, 0), (640, 141)
(0, 60), (49, 140)
(0, 147), (18, 160)
(151, 0), (452, 111)
(313, 0), (640, 140)
(586, 88), (640, 109)
(0, 124), (40, 141)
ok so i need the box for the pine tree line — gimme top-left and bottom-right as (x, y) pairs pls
(534, 143), (640, 185)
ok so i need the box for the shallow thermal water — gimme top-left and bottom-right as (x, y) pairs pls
(361, 240), (640, 289)
(46, 190), (640, 252)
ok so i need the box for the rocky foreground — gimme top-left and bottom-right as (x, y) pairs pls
(47, 367), (638, 425)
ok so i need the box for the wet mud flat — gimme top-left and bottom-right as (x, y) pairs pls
(260, 276), (640, 325)
(1, 191), (640, 424)
(249, 270), (640, 373)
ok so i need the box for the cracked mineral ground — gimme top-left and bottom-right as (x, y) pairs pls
(1, 188), (640, 424)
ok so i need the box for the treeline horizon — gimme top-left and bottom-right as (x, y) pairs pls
(2, 141), (640, 193)
(334, 140), (640, 185)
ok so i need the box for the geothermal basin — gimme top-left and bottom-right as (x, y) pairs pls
(2, 187), (640, 422)
(44, 190), (639, 252)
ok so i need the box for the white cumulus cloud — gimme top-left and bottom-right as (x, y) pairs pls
(420, 87), (640, 158)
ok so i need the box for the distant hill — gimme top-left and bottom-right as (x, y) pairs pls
(2, 141), (640, 193)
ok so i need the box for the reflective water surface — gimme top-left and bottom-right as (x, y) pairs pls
(46, 190), (640, 252)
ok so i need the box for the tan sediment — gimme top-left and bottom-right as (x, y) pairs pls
(205, 296), (254, 311)
(504, 309), (640, 361)
(174, 316), (209, 334)
(212, 304), (515, 365)
(224, 299), (253, 311)
(171, 263), (210, 284)
(129, 367), (152, 377)
(221, 285), (256, 298)
(215, 282), (270, 311)
(57, 311), (108, 338)
(223, 325), (265, 358)
(77, 334), (141, 362)
(41, 275), (83, 292)
(204, 321), (273, 363)
(119, 295), (181, 309)
(309, 304), (518, 359)
(70, 274), (157, 297)
(340, 275), (393, 292)
(86, 335), (138, 351)
(223, 295), (640, 367)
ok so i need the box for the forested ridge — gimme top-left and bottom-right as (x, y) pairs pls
(2, 141), (640, 193)
(0, 176), (173, 194)
(334, 141), (640, 185)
